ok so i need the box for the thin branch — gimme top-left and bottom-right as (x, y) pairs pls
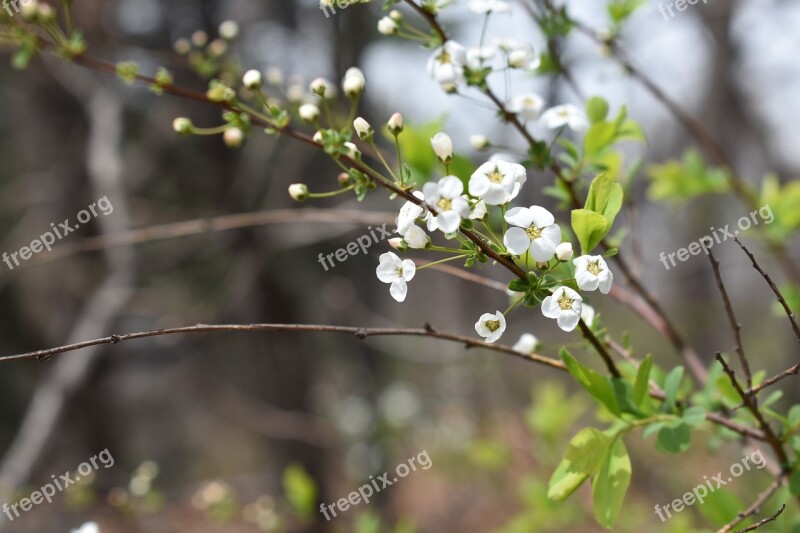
(716, 474), (787, 533)
(734, 237), (800, 343)
(731, 364), (800, 411)
(402, 0), (447, 43)
(715, 354), (788, 467)
(734, 504), (785, 533)
(708, 250), (753, 389)
(579, 320), (620, 377)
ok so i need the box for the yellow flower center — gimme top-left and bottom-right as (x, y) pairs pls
(526, 225), (542, 240)
(558, 293), (574, 311)
(437, 50), (451, 64)
(437, 197), (452, 211)
(488, 168), (504, 184)
(587, 260), (602, 276)
(486, 319), (501, 332)
(395, 266), (404, 277)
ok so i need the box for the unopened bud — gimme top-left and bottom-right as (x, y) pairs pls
(388, 112), (404, 134)
(223, 128), (244, 148)
(288, 184), (309, 202)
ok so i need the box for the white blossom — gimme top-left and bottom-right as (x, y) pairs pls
(288, 184), (309, 202)
(388, 112), (404, 134)
(71, 523), (100, 533)
(422, 176), (470, 233)
(343, 142), (361, 160)
(475, 311), (507, 343)
(513, 333), (540, 354)
(556, 242), (574, 261)
(507, 43), (540, 71)
(431, 132), (453, 163)
(469, 159), (526, 205)
(468, 0), (511, 14)
(540, 104), (588, 132)
(310, 77), (336, 99)
(342, 67), (366, 97)
(242, 69), (263, 90)
(574, 255), (614, 294)
(218, 21), (239, 40)
(354, 117), (373, 140)
(503, 206), (562, 261)
(396, 191), (426, 236)
(378, 16), (398, 35)
(172, 118), (192, 134)
(469, 199), (487, 220)
(404, 224), (429, 249)
(376, 252), (416, 302)
(508, 93), (545, 121)
(427, 41), (466, 91)
(466, 46), (497, 69)
(223, 128), (244, 148)
(541, 286), (583, 332)
(470, 135), (489, 150)
(299, 103), (320, 123)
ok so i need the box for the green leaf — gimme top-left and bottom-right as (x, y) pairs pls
(585, 173), (624, 228)
(282, 464), (318, 519)
(789, 470), (800, 497)
(656, 422), (691, 453)
(592, 438), (632, 529)
(548, 428), (610, 501)
(633, 354), (653, 407)
(682, 406), (707, 427)
(661, 366), (684, 413)
(571, 209), (609, 255)
(560, 349), (620, 416)
(646, 149), (730, 202)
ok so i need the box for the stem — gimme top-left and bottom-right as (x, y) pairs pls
(416, 254), (469, 270)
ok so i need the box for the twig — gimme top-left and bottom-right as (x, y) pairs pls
(733, 504), (785, 533)
(734, 237), (800, 343)
(402, 0), (447, 43)
(716, 474), (787, 533)
(731, 364), (800, 411)
(708, 250), (753, 389)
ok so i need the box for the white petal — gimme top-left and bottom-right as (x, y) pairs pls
(581, 304), (596, 326)
(422, 182), (439, 205)
(599, 270), (613, 294)
(504, 206), (534, 228)
(503, 227), (531, 255)
(513, 333), (539, 354)
(438, 175), (463, 198)
(561, 286), (583, 301)
(377, 263), (399, 283)
(405, 226), (428, 249)
(529, 206), (555, 228)
(481, 185), (508, 206)
(541, 294), (561, 319)
(390, 279), (408, 302)
(401, 259), (417, 281)
(557, 311), (580, 332)
(468, 174), (491, 197)
(541, 223), (562, 247)
(451, 196), (471, 217)
(576, 271), (600, 291)
(529, 237), (556, 262)
(437, 211), (462, 233)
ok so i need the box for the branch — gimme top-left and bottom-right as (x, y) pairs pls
(731, 364), (800, 411)
(716, 474), (787, 533)
(708, 250), (753, 388)
(734, 505), (786, 533)
(402, 0), (447, 43)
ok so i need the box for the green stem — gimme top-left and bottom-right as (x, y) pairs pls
(370, 140), (400, 182)
(393, 134), (406, 185)
(309, 185), (355, 199)
(417, 254), (469, 270)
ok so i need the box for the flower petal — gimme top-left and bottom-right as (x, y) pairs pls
(438, 175), (463, 198)
(599, 270), (613, 294)
(504, 206), (533, 228)
(529, 206), (555, 228)
(576, 271), (599, 291)
(389, 279), (408, 302)
(541, 294), (561, 319)
(557, 310), (580, 332)
(504, 227), (531, 255)
(468, 174), (491, 197)
(437, 211), (462, 233)
(401, 259), (417, 281)
(529, 237), (556, 262)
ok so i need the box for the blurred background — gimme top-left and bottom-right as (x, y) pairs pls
(0, 0), (798, 531)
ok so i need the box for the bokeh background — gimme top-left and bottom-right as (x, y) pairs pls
(0, 0), (798, 531)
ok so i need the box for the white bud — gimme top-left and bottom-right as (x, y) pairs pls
(218, 20), (239, 40)
(288, 184), (309, 202)
(313, 130), (324, 144)
(388, 112), (404, 134)
(191, 30), (208, 47)
(20, 0), (38, 19)
(378, 17), (399, 36)
(343, 142), (361, 160)
(342, 67), (366, 97)
(223, 128), (244, 148)
(242, 70), (263, 90)
(37, 3), (55, 22)
(354, 117), (373, 140)
(389, 9), (403, 22)
(173, 38), (191, 55)
(388, 238), (405, 250)
(556, 242), (574, 261)
(172, 118), (193, 135)
(266, 67), (284, 86)
(512, 333), (540, 354)
(299, 103), (320, 123)
(404, 225), (429, 249)
(470, 134), (489, 150)
(431, 132), (453, 163)
(310, 77), (330, 97)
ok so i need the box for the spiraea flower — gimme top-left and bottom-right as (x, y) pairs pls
(470, 135), (489, 150)
(468, 0), (511, 14)
(513, 333), (540, 354)
(503, 206), (562, 261)
(581, 303), (596, 327)
(242, 69), (263, 90)
(388, 112), (404, 134)
(299, 103), (320, 123)
(469, 199), (488, 220)
(556, 242), (574, 261)
(475, 311), (507, 343)
(223, 128), (244, 148)
(431, 132), (453, 163)
(507, 43), (540, 71)
(542, 286), (583, 332)
(342, 67), (366, 97)
(378, 16), (399, 35)
(541, 104), (589, 132)
(288, 184), (309, 202)
(466, 46), (498, 69)
(426, 41), (466, 91)
(508, 93), (545, 121)
(574, 255), (614, 294)
(354, 117), (373, 140)
(422, 176), (470, 233)
(468, 159), (526, 205)
(396, 191), (426, 236)
(403, 225), (430, 249)
(376, 252), (416, 302)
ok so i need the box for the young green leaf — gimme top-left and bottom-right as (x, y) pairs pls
(592, 438), (632, 529)
(548, 427), (610, 501)
(560, 349), (620, 416)
(661, 366), (684, 413)
(571, 209), (609, 255)
(633, 354), (653, 407)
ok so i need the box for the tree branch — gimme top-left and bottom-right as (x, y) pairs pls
(716, 474), (787, 533)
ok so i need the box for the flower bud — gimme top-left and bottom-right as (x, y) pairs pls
(342, 67), (366, 97)
(388, 112), (404, 134)
(343, 142), (361, 160)
(299, 103), (320, 123)
(389, 9), (403, 22)
(310, 77), (332, 98)
(313, 130), (324, 144)
(172, 117), (193, 135)
(404, 225), (429, 249)
(173, 38), (191, 55)
(470, 134), (489, 150)
(354, 117), (373, 141)
(20, 0), (38, 19)
(223, 127), (244, 148)
(37, 3), (55, 22)
(288, 184), (309, 202)
(219, 20), (239, 40)
(556, 242), (574, 261)
(378, 17), (399, 36)
(191, 30), (208, 48)
(207, 39), (227, 58)
(431, 132), (453, 163)
(242, 70), (263, 90)
(388, 238), (406, 251)
(286, 83), (304, 103)
(338, 172), (353, 186)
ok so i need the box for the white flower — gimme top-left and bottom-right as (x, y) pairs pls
(396, 191), (426, 235)
(422, 176), (470, 233)
(503, 206), (562, 261)
(343, 142), (361, 160)
(468, 0), (511, 14)
(299, 103), (320, 123)
(376, 252), (416, 302)
(475, 311), (507, 344)
(354, 117), (373, 140)
(469, 159), (526, 205)
(507, 43), (540, 71)
(513, 333), (539, 354)
(404, 224), (429, 249)
(172, 117), (192, 134)
(556, 242), (574, 261)
(242, 69), (263, 90)
(466, 46), (497, 69)
(469, 199), (487, 220)
(541, 104), (588, 132)
(427, 41), (466, 90)
(313, 130), (324, 143)
(542, 286), (583, 332)
(378, 16), (399, 35)
(223, 128), (244, 148)
(581, 303), (596, 327)
(288, 184), (309, 202)
(388, 112), (404, 134)
(470, 135), (489, 150)
(431, 132), (453, 163)
(71, 522), (100, 533)
(310, 77), (336, 99)
(343, 67), (366, 97)
(218, 20), (239, 40)
(574, 255), (614, 294)
(508, 93), (545, 121)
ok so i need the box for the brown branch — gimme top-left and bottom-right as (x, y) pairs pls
(715, 354), (788, 468)
(708, 250), (753, 389)
(734, 504), (785, 533)
(734, 237), (800, 343)
(716, 474), (787, 533)
(731, 364), (800, 411)
(402, 0), (447, 43)
(579, 320), (620, 377)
